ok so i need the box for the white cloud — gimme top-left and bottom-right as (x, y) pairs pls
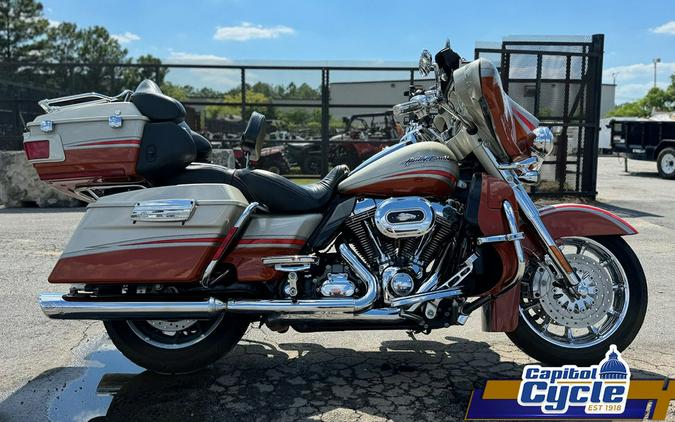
(213, 22), (294, 41)
(112, 32), (141, 44)
(603, 61), (675, 103)
(165, 51), (242, 91)
(603, 61), (675, 82)
(47, 19), (61, 28)
(651, 20), (675, 35)
(167, 51), (232, 64)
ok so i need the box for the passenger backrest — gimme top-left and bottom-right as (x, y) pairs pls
(131, 80), (186, 122)
(241, 112), (266, 161)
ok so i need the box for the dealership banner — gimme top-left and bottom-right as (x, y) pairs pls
(465, 346), (675, 420)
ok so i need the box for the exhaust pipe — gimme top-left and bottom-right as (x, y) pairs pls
(39, 294), (227, 320)
(39, 244), (379, 320)
(225, 243), (377, 314)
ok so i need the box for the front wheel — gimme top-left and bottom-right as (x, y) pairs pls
(507, 236), (647, 366)
(105, 314), (249, 374)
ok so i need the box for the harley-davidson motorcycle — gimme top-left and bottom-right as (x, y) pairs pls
(29, 45), (647, 374)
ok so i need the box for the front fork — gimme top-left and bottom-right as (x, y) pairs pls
(475, 144), (582, 289)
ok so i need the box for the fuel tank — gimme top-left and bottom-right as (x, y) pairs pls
(337, 142), (459, 198)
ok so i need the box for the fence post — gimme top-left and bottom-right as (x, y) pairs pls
(240, 68), (246, 122)
(320, 68), (330, 177)
(581, 34), (604, 197)
(12, 94), (22, 150)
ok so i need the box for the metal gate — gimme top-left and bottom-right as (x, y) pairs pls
(475, 34), (604, 197)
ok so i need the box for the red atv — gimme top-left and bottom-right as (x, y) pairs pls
(232, 145), (291, 174)
(286, 112), (401, 174)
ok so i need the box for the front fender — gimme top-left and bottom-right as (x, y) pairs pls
(538, 203), (637, 239)
(484, 203), (637, 333)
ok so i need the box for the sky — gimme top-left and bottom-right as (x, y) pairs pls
(41, 0), (675, 104)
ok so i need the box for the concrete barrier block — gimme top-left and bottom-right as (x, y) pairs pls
(0, 151), (81, 208)
(0, 148), (235, 208)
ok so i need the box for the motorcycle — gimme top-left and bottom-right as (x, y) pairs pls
(28, 45), (647, 374)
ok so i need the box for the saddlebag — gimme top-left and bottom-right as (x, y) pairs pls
(48, 184), (248, 284)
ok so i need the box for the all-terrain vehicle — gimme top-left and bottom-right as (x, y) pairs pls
(286, 111), (401, 174)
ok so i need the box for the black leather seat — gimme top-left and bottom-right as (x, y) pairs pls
(164, 164), (350, 214)
(131, 80), (186, 122)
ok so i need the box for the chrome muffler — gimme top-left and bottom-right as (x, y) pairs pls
(39, 294), (227, 320)
(39, 244), (379, 320)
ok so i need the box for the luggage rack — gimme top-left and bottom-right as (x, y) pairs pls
(38, 89), (133, 113)
(74, 184), (147, 203)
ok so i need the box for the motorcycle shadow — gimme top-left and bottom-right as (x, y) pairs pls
(0, 336), (668, 422)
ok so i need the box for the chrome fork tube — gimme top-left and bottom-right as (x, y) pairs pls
(511, 184), (579, 285)
(474, 144), (581, 286)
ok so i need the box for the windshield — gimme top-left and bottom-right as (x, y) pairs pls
(453, 58), (539, 161)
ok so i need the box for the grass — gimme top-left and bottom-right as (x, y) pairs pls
(290, 177), (320, 185)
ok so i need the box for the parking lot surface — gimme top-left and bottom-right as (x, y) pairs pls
(0, 156), (673, 421)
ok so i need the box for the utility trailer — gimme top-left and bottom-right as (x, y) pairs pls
(609, 118), (675, 179)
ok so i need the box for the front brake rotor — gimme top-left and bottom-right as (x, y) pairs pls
(536, 254), (614, 328)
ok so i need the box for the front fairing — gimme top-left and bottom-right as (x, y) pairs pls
(452, 59), (539, 162)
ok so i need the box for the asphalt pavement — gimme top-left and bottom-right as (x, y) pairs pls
(0, 156), (673, 421)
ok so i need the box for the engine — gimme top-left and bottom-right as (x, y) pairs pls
(342, 196), (461, 302)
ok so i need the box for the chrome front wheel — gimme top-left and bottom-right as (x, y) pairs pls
(507, 236), (647, 365)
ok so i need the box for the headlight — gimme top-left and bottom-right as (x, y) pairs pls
(531, 127), (554, 158)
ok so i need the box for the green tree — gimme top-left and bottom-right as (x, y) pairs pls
(295, 82), (319, 99)
(608, 75), (675, 117)
(75, 25), (127, 92)
(121, 54), (167, 90)
(250, 81), (274, 97)
(160, 81), (195, 101)
(204, 90), (269, 120)
(39, 21), (88, 90)
(0, 0), (48, 62)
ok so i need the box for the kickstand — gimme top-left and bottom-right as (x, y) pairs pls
(406, 330), (417, 341)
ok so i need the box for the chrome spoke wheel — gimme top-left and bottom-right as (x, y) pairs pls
(127, 315), (224, 350)
(520, 237), (630, 349)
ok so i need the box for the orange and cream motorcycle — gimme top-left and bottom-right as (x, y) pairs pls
(29, 46), (647, 373)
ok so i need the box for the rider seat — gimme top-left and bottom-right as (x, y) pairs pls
(164, 164), (350, 214)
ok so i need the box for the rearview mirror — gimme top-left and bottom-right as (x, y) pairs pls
(418, 49), (433, 76)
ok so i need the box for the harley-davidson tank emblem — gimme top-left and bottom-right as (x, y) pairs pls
(395, 212), (417, 222)
(401, 155), (451, 167)
(386, 210), (425, 224)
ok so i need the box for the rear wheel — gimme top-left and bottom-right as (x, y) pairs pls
(105, 315), (249, 374)
(507, 236), (647, 365)
(657, 147), (675, 179)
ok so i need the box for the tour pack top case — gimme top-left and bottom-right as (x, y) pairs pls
(24, 101), (148, 198)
